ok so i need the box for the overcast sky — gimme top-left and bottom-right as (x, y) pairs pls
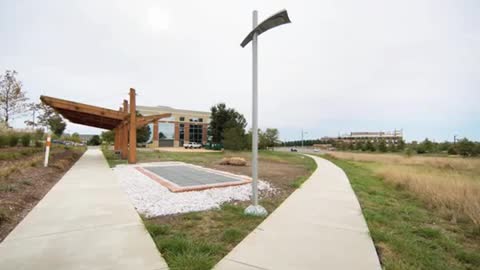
(1, 0), (479, 142)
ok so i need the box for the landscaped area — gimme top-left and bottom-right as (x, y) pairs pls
(0, 135), (86, 242)
(102, 147), (316, 269)
(323, 152), (480, 270)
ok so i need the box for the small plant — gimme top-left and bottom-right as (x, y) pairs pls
(0, 183), (17, 192)
(145, 222), (171, 237)
(21, 133), (31, 147)
(20, 179), (33, 186)
(221, 228), (243, 243)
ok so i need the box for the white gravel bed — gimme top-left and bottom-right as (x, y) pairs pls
(113, 162), (274, 217)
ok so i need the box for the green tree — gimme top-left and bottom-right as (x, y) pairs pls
(378, 139), (387, 152)
(366, 140), (375, 152)
(396, 139), (406, 151)
(71, 132), (81, 143)
(136, 125), (151, 144)
(87, 135), (101, 146)
(457, 138), (475, 157)
(223, 127), (246, 150)
(209, 103), (247, 143)
(48, 115), (66, 137)
(101, 130), (115, 144)
(263, 128), (279, 149)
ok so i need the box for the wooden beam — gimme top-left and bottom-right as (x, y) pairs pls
(128, 88), (137, 164)
(135, 113), (172, 128)
(40, 95), (127, 121)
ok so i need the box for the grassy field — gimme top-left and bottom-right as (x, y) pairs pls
(102, 147), (316, 269)
(324, 152), (480, 270)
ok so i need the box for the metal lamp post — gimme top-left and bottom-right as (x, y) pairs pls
(241, 9), (291, 216)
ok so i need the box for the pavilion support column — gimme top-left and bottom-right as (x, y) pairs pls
(152, 121), (159, 148)
(114, 127), (120, 150)
(121, 124), (128, 159)
(128, 88), (137, 164)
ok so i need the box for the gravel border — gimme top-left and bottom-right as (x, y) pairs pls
(114, 162), (274, 217)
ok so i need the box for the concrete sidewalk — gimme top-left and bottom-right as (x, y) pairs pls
(215, 155), (381, 270)
(0, 149), (168, 270)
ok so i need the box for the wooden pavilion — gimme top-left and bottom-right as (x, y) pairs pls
(40, 88), (170, 164)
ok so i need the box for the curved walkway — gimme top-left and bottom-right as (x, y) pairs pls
(0, 149), (168, 270)
(215, 155), (381, 270)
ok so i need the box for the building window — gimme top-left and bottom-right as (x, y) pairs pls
(189, 124), (203, 143)
(198, 118), (203, 123)
(179, 117), (185, 122)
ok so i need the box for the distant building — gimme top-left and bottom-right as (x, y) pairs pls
(338, 130), (403, 145)
(137, 105), (210, 148)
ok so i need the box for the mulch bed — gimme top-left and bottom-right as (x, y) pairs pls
(0, 148), (84, 242)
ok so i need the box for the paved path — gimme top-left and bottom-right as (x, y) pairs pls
(215, 155), (381, 270)
(0, 149), (168, 270)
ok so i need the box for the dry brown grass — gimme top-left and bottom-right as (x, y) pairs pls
(328, 151), (480, 226)
(327, 151), (480, 174)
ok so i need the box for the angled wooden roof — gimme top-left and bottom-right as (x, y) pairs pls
(40, 95), (127, 130)
(40, 95), (172, 130)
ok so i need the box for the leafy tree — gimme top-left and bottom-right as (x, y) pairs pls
(101, 130), (115, 144)
(48, 115), (66, 137)
(223, 127), (247, 150)
(71, 132), (81, 143)
(137, 125), (151, 144)
(457, 138), (475, 157)
(263, 128), (279, 149)
(447, 145), (457, 155)
(396, 139), (406, 151)
(416, 138), (435, 154)
(0, 70), (29, 126)
(87, 135), (101, 146)
(209, 103), (247, 143)
(378, 139), (387, 152)
(366, 140), (375, 152)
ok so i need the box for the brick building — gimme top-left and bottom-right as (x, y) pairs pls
(137, 105), (210, 148)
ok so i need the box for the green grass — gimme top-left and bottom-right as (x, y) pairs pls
(324, 156), (480, 270)
(144, 204), (266, 270)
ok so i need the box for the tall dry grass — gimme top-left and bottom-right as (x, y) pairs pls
(328, 152), (480, 226)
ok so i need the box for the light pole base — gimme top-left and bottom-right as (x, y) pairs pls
(244, 204), (268, 217)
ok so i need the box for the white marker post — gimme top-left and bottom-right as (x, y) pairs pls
(44, 134), (51, 167)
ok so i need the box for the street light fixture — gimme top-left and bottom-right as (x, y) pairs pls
(241, 9), (291, 216)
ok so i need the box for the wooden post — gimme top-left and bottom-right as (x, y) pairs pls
(121, 124), (128, 159)
(128, 88), (137, 164)
(153, 121), (159, 147)
(123, 99), (128, 113)
(114, 127), (119, 150)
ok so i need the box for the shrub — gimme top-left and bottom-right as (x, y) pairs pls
(34, 140), (42, 147)
(21, 133), (31, 147)
(0, 208), (9, 224)
(0, 134), (8, 147)
(8, 134), (19, 147)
